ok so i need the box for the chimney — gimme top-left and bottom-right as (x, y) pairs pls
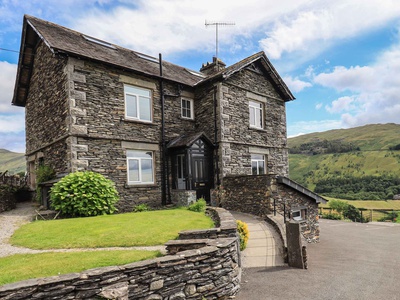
(200, 57), (226, 75)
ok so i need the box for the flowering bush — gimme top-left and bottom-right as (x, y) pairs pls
(236, 220), (250, 251)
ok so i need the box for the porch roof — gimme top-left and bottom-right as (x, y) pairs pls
(167, 132), (213, 149)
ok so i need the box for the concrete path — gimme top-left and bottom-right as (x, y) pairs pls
(231, 211), (286, 268)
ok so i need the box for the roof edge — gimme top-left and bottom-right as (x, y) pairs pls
(276, 176), (327, 204)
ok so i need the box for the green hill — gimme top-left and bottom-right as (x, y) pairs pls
(288, 123), (400, 200)
(0, 149), (26, 175)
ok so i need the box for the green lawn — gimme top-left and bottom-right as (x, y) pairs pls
(0, 250), (161, 286)
(11, 208), (214, 249)
(1, 208), (214, 285)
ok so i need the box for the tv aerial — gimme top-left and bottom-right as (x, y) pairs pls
(205, 21), (235, 66)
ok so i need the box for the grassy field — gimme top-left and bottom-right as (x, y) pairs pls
(320, 198), (400, 210)
(320, 198), (400, 222)
(11, 208), (214, 249)
(0, 250), (161, 286)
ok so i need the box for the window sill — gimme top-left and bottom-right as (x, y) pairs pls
(124, 183), (157, 188)
(249, 126), (266, 132)
(180, 117), (195, 122)
(122, 117), (156, 125)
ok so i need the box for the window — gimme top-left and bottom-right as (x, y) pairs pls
(249, 100), (263, 129)
(251, 154), (265, 175)
(127, 150), (154, 184)
(124, 85), (152, 122)
(181, 98), (194, 119)
(291, 208), (307, 221)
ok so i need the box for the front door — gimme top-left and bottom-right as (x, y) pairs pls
(193, 156), (210, 201)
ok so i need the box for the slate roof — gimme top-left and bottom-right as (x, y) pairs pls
(12, 15), (295, 107)
(276, 176), (328, 204)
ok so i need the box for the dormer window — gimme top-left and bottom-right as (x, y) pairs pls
(181, 98), (194, 119)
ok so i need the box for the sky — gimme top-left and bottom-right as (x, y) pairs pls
(1, 0), (400, 153)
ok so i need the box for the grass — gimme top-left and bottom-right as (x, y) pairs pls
(321, 198), (400, 210)
(320, 198), (400, 222)
(11, 208), (214, 249)
(0, 250), (161, 286)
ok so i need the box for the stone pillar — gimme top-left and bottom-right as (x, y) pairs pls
(286, 221), (305, 269)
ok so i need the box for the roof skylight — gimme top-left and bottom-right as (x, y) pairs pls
(135, 52), (159, 63)
(82, 35), (116, 50)
(185, 69), (206, 78)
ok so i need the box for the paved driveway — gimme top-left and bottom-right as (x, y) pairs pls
(237, 219), (400, 300)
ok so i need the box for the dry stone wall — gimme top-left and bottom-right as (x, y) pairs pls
(220, 174), (320, 242)
(0, 208), (241, 300)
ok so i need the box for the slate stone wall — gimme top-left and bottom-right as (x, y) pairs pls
(0, 208), (241, 300)
(220, 174), (320, 242)
(217, 67), (289, 178)
(0, 185), (16, 213)
(25, 41), (70, 177)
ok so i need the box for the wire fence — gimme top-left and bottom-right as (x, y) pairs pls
(319, 207), (398, 223)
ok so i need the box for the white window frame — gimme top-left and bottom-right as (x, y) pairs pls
(181, 98), (194, 119)
(124, 84), (152, 122)
(251, 154), (265, 175)
(249, 100), (263, 129)
(291, 208), (307, 221)
(126, 150), (154, 185)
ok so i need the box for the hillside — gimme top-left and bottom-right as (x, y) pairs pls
(0, 149), (26, 175)
(288, 123), (400, 200)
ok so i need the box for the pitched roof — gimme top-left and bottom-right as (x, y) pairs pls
(12, 15), (295, 106)
(276, 176), (327, 204)
(198, 51), (295, 101)
(167, 132), (213, 149)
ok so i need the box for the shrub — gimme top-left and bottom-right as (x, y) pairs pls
(321, 213), (341, 220)
(50, 171), (119, 217)
(187, 198), (207, 213)
(133, 203), (151, 212)
(237, 220), (249, 251)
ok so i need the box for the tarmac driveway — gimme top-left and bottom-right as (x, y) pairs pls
(237, 219), (400, 300)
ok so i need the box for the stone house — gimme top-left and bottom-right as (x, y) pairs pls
(12, 15), (325, 239)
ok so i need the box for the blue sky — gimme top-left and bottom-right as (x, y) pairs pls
(1, 0), (400, 153)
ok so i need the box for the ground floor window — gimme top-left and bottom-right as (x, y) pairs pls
(127, 150), (154, 184)
(251, 154), (265, 175)
(291, 207), (307, 221)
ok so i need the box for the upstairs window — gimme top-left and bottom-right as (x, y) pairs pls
(249, 100), (263, 129)
(124, 85), (152, 122)
(127, 150), (154, 184)
(181, 98), (194, 119)
(251, 154), (265, 175)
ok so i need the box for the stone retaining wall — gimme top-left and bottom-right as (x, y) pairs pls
(0, 186), (16, 213)
(0, 208), (241, 299)
(220, 174), (320, 242)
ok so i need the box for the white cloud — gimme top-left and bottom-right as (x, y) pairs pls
(259, 0), (400, 60)
(325, 96), (357, 114)
(313, 37), (400, 128)
(315, 103), (323, 110)
(288, 119), (343, 137)
(283, 76), (312, 93)
(0, 61), (19, 113)
(0, 114), (25, 133)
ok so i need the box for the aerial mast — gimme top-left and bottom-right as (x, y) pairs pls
(205, 20), (235, 67)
